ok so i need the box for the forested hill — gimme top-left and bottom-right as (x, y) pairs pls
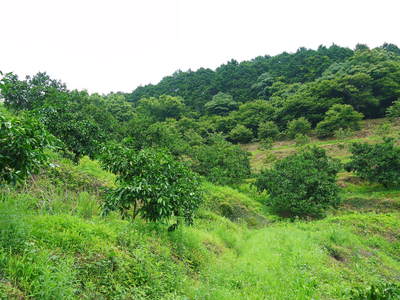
(128, 43), (400, 115)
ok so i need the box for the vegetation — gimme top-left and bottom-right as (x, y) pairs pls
(255, 147), (341, 218)
(100, 145), (202, 225)
(1, 42), (400, 299)
(346, 138), (400, 187)
(286, 117), (312, 139)
(316, 104), (364, 138)
(0, 112), (54, 184)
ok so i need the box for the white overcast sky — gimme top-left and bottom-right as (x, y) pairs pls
(1, 0), (399, 94)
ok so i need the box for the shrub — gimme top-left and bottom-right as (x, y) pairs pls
(334, 128), (354, 140)
(316, 104), (363, 138)
(350, 282), (400, 300)
(100, 145), (202, 225)
(375, 122), (392, 137)
(286, 117), (311, 139)
(386, 99), (400, 119)
(228, 124), (253, 143)
(258, 121), (280, 141)
(0, 113), (54, 184)
(259, 138), (274, 150)
(255, 147), (341, 218)
(190, 135), (251, 185)
(345, 138), (400, 187)
(294, 133), (310, 147)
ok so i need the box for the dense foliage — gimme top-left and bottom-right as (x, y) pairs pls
(386, 99), (400, 119)
(100, 145), (202, 224)
(0, 112), (54, 184)
(255, 147), (341, 218)
(346, 138), (400, 187)
(316, 104), (364, 138)
(190, 135), (251, 185)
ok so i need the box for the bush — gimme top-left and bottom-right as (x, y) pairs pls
(190, 135), (251, 185)
(255, 147), (341, 218)
(286, 117), (311, 139)
(316, 104), (363, 138)
(350, 282), (400, 300)
(346, 138), (400, 187)
(228, 124), (253, 143)
(386, 99), (400, 119)
(334, 128), (354, 140)
(0, 112), (54, 184)
(294, 133), (310, 147)
(100, 145), (202, 225)
(258, 121), (280, 140)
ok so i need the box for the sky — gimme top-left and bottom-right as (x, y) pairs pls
(1, 0), (399, 94)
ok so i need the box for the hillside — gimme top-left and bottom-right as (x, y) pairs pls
(1, 117), (400, 299)
(1, 43), (400, 299)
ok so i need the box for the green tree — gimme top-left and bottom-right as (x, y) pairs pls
(346, 138), (400, 187)
(100, 145), (202, 225)
(0, 72), (66, 110)
(0, 112), (54, 184)
(228, 124), (253, 144)
(258, 121), (280, 140)
(386, 99), (400, 119)
(231, 100), (275, 133)
(255, 147), (341, 218)
(190, 135), (251, 185)
(136, 95), (185, 122)
(316, 104), (363, 138)
(36, 91), (113, 161)
(204, 92), (237, 116)
(286, 117), (311, 139)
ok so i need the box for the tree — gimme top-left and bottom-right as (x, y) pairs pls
(255, 147), (341, 218)
(386, 99), (400, 119)
(0, 112), (54, 184)
(316, 104), (363, 138)
(345, 138), (400, 187)
(286, 117), (311, 139)
(258, 121), (280, 140)
(190, 135), (251, 185)
(135, 95), (185, 122)
(228, 124), (253, 144)
(36, 91), (108, 161)
(231, 100), (275, 133)
(204, 92), (237, 116)
(0, 72), (66, 110)
(100, 145), (202, 225)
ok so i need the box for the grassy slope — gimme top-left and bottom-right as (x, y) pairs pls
(1, 119), (400, 299)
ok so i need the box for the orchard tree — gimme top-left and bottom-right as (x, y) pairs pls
(255, 147), (341, 218)
(258, 121), (280, 141)
(286, 117), (311, 139)
(100, 145), (202, 225)
(190, 135), (251, 185)
(0, 112), (54, 184)
(346, 138), (400, 187)
(316, 104), (363, 138)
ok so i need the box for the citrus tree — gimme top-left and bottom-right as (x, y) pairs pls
(100, 144), (203, 225)
(255, 147), (341, 218)
(0, 113), (54, 184)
